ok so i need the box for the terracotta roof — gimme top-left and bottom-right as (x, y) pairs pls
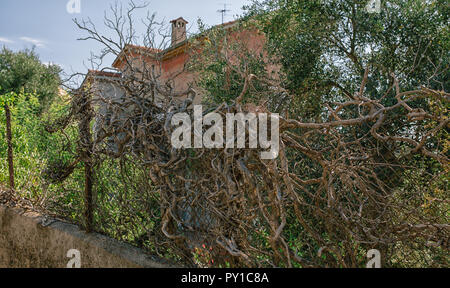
(170, 17), (188, 24)
(112, 44), (163, 68)
(125, 44), (162, 54)
(218, 19), (239, 28)
(79, 69), (122, 89)
(87, 70), (122, 78)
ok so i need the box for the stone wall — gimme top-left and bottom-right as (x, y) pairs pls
(0, 205), (173, 268)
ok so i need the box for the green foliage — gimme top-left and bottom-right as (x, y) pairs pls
(246, 0), (449, 119)
(0, 90), (15, 107)
(0, 47), (61, 113)
(0, 88), (79, 204)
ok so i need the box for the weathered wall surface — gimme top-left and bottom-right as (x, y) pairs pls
(0, 205), (173, 268)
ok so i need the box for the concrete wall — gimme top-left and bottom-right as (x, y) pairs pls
(0, 205), (173, 268)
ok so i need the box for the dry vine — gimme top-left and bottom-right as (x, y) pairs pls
(43, 2), (448, 267)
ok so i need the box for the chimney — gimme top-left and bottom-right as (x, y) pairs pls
(170, 17), (188, 46)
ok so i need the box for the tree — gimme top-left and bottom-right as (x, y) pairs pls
(245, 0), (449, 118)
(0, 47), (61, 113)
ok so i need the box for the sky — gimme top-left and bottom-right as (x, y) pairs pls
(0, 0), (250, 77)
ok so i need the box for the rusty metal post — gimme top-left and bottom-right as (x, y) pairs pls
(5, 103), (15, 191)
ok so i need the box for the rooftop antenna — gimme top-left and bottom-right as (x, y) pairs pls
(217, 3), (231, 24)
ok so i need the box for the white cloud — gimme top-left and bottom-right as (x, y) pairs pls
(20, 37), (47, 48)
(0, 37), (14, 44)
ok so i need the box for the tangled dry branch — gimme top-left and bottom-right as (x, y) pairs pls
(44, 3), (449, 267)
(46, 64), (448, 267)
